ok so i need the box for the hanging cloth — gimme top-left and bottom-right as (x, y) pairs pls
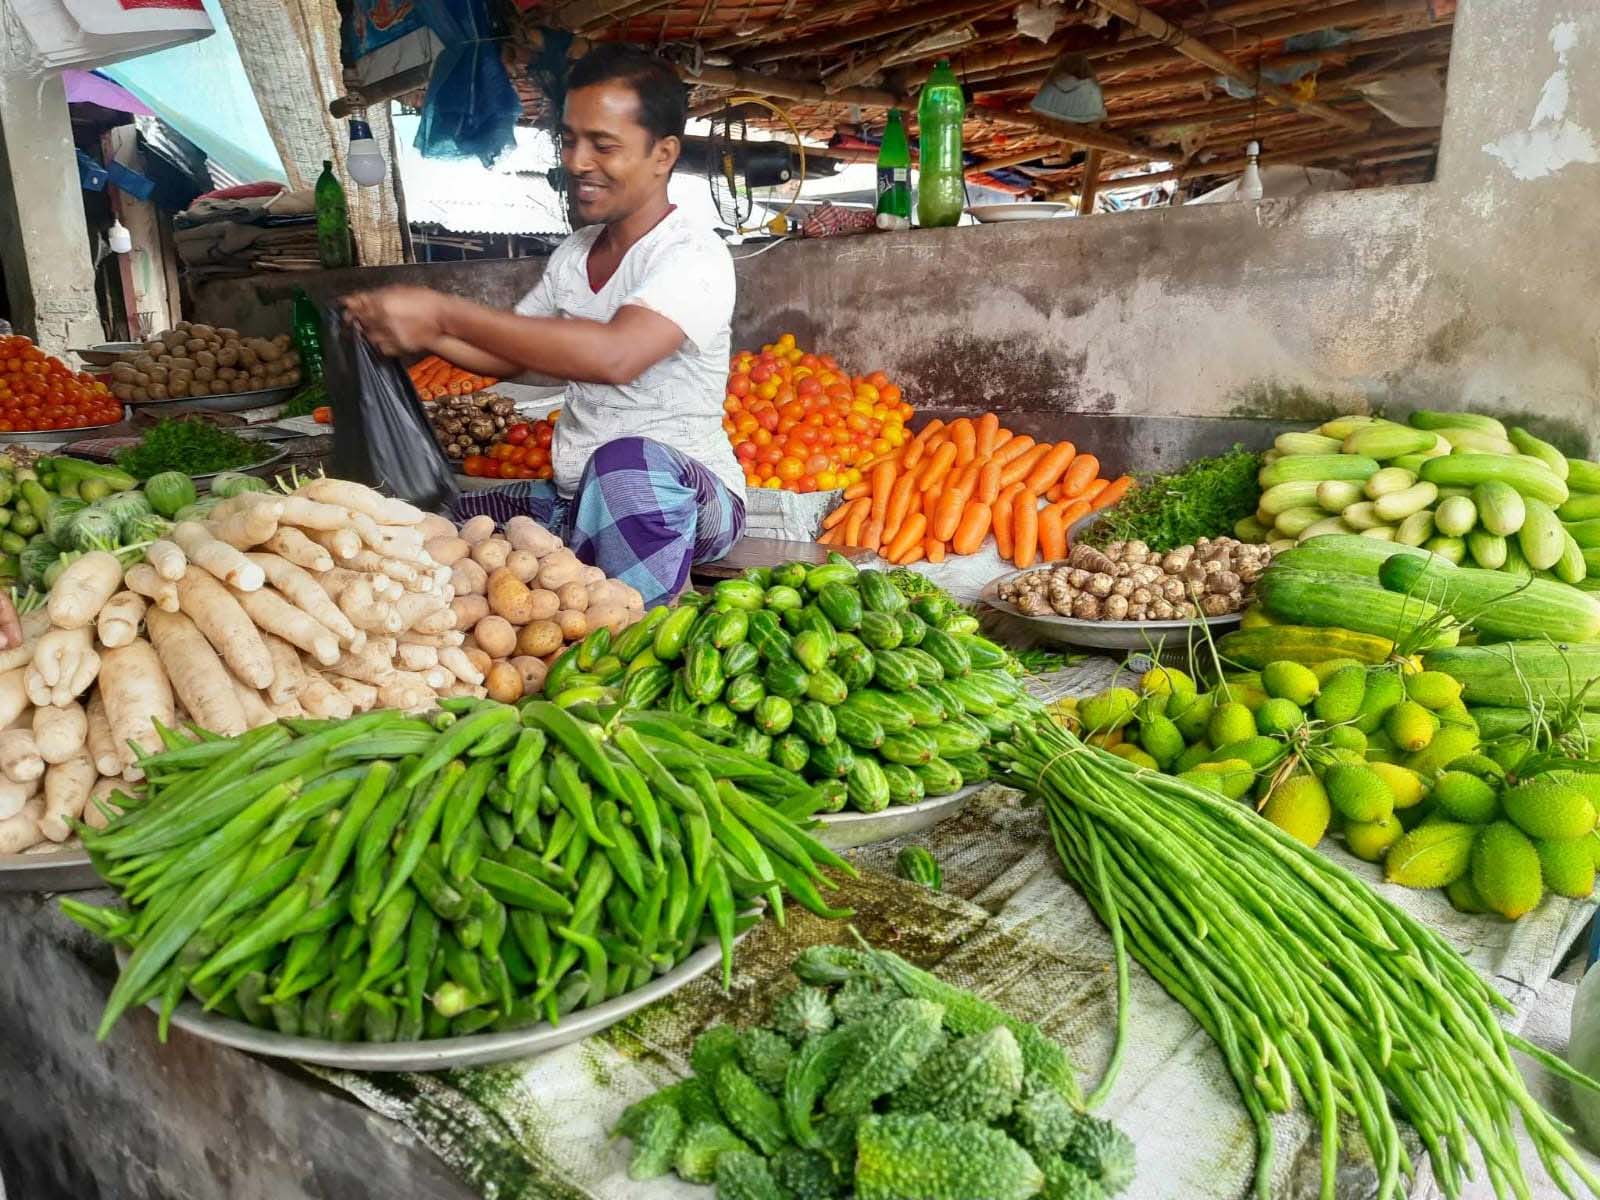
(410, 0), (521, 166)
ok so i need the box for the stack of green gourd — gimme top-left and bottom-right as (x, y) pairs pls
(542, 559), (1024, 815)
(65, 699), (857, 1045)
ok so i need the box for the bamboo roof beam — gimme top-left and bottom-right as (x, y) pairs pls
(986, 107), (1160, 160)
(683, 63), (905, 108)
(707, 0), (871, 52)
(743, 0), (1004, 65)
(1080, 0), (1369, 133)
(1077, 148), (1105, 214)
(824, 0), (1015, 93)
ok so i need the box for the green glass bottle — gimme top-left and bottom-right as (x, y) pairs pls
(916, 61), (966, 229)
(314, 160), (353, 269)
(875, 109), (912, 230)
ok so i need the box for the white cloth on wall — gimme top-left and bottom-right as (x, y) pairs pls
(214, 0), (402, 266)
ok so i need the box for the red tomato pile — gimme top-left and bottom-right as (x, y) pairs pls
(723, 333), (913, 493)
(0, 336), (122, 432)
(461, 411), (558, 480)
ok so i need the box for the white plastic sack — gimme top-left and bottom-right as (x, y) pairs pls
(6, 0), (211, 71)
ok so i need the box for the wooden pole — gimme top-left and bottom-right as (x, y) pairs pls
(824, 0), (1013, 94)
(993, 108), (1157, 160)
(744, 0), (1001, 65)
(1081, 0), (1368, 133)
(569, 0), (676, 33)
(1076, 148), (1104, 215)
(683, 64), (905, 108)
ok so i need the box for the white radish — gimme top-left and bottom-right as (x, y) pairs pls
(85, 692), (122, 777)
(82, 776), (124, 832)
(0, 792), (42, 852)
(124, 563), (179, 612)
(97, 640), (176, 777)
(0, 608), (55, 673)
(25, 626), (99, 708)
(262, 634), (306, 705)
(262, 527), (335, 573)
(299, 478), (425, 526)
(339, 577), (402, 634)
(0, 670), (30, 732)
(172, 522), (264, 590)
(39, 752), (95, 842)
(0, 730), (43, 783)
(230, 677), (277, 729)
(231, 585), (341, 667)
(330, 640), (398, 686)
(298, 669), (354, 719)
(409, 607), (457, 636)
(278, 495), (359, 530)
(423, 665), (451, 690)
(175, 568), (274, 689)
(438, 647), (485, 686)
(307, 527), (360, 560)
(397, 643), (438, 671)
(327, 676), (378, 711)
(247, 554), (359, 644)
(33, 702), (87, 765)
(347, 549), (419, 583)
(46, 551), (123, 629)
(95, 590), (147, 650)
(212, 496), (283, 549)
(378, 674), (435, 712)
(441, 682), (489, 700)
(144, 539), (188, 582)
(265, 693), (305, 720)
(146, 608), (247, 737)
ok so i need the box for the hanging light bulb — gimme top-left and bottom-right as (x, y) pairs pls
(1239, 140), (1265, 202)
(346, 117), (387, 187)
(107, 219), (132, 254)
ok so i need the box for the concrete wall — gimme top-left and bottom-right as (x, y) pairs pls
(194, 0), (1599, 458)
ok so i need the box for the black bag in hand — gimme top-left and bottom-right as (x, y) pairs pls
(323, 303), (458, 511)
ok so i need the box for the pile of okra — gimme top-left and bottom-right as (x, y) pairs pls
(66, 698), (857, 1044)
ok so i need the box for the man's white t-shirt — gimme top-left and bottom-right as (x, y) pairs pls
(513, 208), (744, 501)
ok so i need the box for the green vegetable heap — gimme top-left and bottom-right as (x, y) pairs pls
(613, 943), (1134, 1200)
(1084, 446), (1261, 553)
(550, 556), (1024, 815)
(115, 417), (272, 480)
(64, 698), (861, 1044)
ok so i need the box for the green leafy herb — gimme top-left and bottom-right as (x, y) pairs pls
(1084, 446), (1261, 552)
(115, 418), (271, 480)
(282, 379), (326, 419)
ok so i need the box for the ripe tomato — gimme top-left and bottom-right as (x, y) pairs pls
(727, 373), (752, 398)
(735, 440), (757, 462)
(775, 456), (804, 482)
(505, 422), (531, 445)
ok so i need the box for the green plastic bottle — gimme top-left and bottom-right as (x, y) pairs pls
(875, 109), (912, 230)
(314, 160), (353, 269)
(291, 288), (324, 382)
(916, 61), (965, 228)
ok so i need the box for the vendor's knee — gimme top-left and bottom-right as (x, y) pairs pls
(588, 436), (664, 475)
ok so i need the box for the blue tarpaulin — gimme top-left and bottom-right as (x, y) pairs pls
(101, 0), (285, 184)
(410, 0), (521, 167)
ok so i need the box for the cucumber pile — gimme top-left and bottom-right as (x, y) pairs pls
(543, 559), (1025, 815)
(1240, 409), (1600, 584)
(66, 700), (858, 1044)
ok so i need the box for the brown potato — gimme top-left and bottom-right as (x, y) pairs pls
(556, 581), (589, 612)
(485, 661), (524, 704)
(509, 655), (549, 696)
(586, 580), (631, 610)
(458, 515), (495, 545)
(585, 604), (630, 636)
(504, 516), (561, 556)
(487, 568), (536, 624)
(470, 538), (510, 572)
(463, 647), (492, 678)
(450, 559), (488, 596)
(504, 550), (540, 583)
(527, 589), (560, 621)
(536, 556), (582, 591)
(579, 565), (606, 587)
(516, 619), (562, 658)
(473, 615), (517, 658)
(555, 609), (588, 641)
(425, 535), (470, 566)
(451, 594), (489, 629)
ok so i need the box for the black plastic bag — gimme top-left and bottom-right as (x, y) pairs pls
(323, 303), (458, 511)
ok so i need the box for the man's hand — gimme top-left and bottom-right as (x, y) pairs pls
(343, 286), (451, 356)
(0, 594), (20, 652)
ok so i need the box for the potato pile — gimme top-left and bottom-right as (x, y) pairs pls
(1000, 536), (1271, 621)
(108, 322), (303, 404)
(434, 514), (645, 703)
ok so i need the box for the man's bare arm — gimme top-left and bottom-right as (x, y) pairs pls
(434, 296), (685, 385)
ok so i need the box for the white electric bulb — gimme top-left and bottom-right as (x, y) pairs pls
(107, 219), (132, 254)
(1239, 140), (1264, 202)
(347, 118), (387, 187)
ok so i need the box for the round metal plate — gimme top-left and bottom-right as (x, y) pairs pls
(0, 411), (129, 445)
(128, 934), (743, 1071)
(131, 385), (297, 415)
(0, 845), (100, 892)
(813, 783), (982, 850)
(191, 447), (290, 485)
(71, 342), (144, 367)
(968, 203), (1070, 222)
(978, 567), (1243, 651)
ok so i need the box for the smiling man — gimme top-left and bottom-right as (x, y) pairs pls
(343, 45), (742, 606)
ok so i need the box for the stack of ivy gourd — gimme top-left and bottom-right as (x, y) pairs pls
(545, 560), (1024, 815)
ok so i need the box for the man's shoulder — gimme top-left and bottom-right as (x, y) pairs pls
(655, 210), (733, 264)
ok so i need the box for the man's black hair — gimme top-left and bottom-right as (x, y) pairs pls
(567, 44), (687, 145)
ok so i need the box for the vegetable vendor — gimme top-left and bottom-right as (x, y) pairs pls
(344, 45), (742, 607)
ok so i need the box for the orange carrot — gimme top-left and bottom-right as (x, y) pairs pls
(844, 498), (870, 546)
(1046, 483), (1063, 503)
(1038, 504), (1067, 563)
(898, 543), (926, 567)
(909, 418), (945, 449)
(885, 512), (927, 563)
(1090, 474), (1133, 510)
(901, 439), (927, 471)
(1012, 488), (1040, 568)
(869, 460), (898, 524)
(1000, 442), (1052, 488)
(861, 518), (885, 553)
(949, 419), (977, 466)
(992, 482), (1023, 561)
(1025, 441), (1077, 493)
(1059, 452), (1100, 498)
(816, 525), (841, 546)
(921, 485), (940, 521)
(952, 460), (982, 493)
(975, 460), (1002, 506)
(842, 480), (871, 501)
(821, 496), (861, 531)
(974, 412), (1001, 459)
(990, 434), (1035, 467)
(951, 500), (993, 555)
(925, 538), (946, 564)
(882, 473), (917, 545)
(1057, 498), (1092, 529)
(1079, 477), (1110, 505)
(989, 429), (1014, 456)
(918, 442), (957, 493)
(931, 483), (968, 542)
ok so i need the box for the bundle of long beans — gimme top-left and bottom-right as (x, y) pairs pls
(64, 700), (855, 1045)
(994, 712), (1600, 1200)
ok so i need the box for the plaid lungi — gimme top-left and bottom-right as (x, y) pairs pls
(451, 436), (745, 606)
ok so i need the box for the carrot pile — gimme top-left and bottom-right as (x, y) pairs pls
(817, 414), (1132, 568)
(407, 355), (498, 401)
